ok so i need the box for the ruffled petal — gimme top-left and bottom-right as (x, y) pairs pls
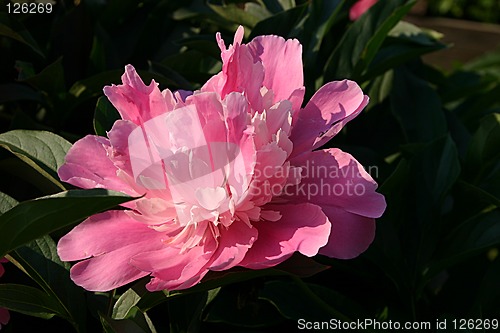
(131, 229), (217, 291)
(247, 35), (304, 105)
(239, 203), (331, 269)
(287, 148), (386, 219)
(58, 135), (140, 196)
(210, 220), (258, 271)
(290, 80), (368, 158)
(319, 206), (376, 259)
(103, 65), (171, 125)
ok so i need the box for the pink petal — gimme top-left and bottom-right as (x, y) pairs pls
(0, 307), (9, 326)
(210, 220), (258, 271)
(239, 203), (331, 269)
(350, 0), (378, 21)
(103, 65), (171, 125)
(58, 135), (139, 196)
(287, 148), (386, 219)
(247, 35), (304, 105)
(131, 229), (217, 291)
(319, 206), (376, 259)
(58, 211), (167, 291)
(69, 246), (150, 292)
(0, 263), (4, 278)
(290, 80), (368, 158)
(58, 210), (165, 261)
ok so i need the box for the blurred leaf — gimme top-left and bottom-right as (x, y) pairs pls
(472, 256), (500, 314)
(0, 192), (18, 215)
(430, 209), (500, 274)
(390, 66), (447, 142)
(0, 83), (43, 104)
(23, 58), (66, 99)
(0, 13), (44, 58)
(0, 284), (62, 319)
(424, 135), (461, 205)
(206, 285), (283, 328)
(324, 0), (415, 81)
(0, 189), (134, 257)
(148, 61), (193, 91)
(93, 96), (120, 137)
(100, 313), (151, 333)
(259, 279), (358, 322)
(249, 3), (308, 39)
(207, 0), (271, 29)
(8, 235), (87, 332)
(365, 21), (446, 81)
(168, 289), (220, 333)
(0, 130), (72, 190)
(465, 113), (500, 177)
(366, 70), (393, 107)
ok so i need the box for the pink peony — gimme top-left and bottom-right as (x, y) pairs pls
(0, 258), (10, 330)
(349, 0), (378, 21)
(57, 26), (386, 292)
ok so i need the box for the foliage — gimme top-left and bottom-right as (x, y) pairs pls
(0, 0), (499, 332)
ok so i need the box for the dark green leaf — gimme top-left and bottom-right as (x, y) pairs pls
(0, 284), (63, 319)
(168, 289), (220, 333)
(0, 83), (43, 104)
(0, 14), (44, 58)
(390, 66), (447, 142)
(0, 189), (134, 257)
(429, 209), (500, 274)
(0, 130), (72, 190)
(8, 235), (87, 332)
(259, 279), (354, 322)
(365, 22), (446, 81)
(23, 58), (65, 98)
(324, 0), (416, 81)
(93, 96), (121, 136)
(465, 113), (500, 176)
(249, 3), (308, 39)
(100, 313), (150, 333)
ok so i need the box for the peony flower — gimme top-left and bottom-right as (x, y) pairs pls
(349, 0), (378, 21)
(0, 258), (10, 330)
(57, 26), (386, 292)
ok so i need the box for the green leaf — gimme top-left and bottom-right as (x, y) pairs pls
(364, 21), (446, 81)
(207, 0), (271, 29)
(0, 284), (63, 319)
(324, 0), (416, 81)
(113, 289), (142, 320)
(0, 192), (18, 215)
(100, 313), (151, 333)
(249, 3), (308, 39)
(93, 96), (121, 136)
(390, 66), (447, 143)
(0, 130), (72, 190)
(8, 235), (87, 332)
(0, 189), (134, 257)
